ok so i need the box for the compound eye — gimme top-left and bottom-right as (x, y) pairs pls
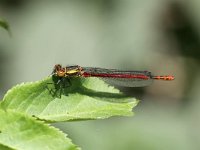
(54, 64), (62, 71)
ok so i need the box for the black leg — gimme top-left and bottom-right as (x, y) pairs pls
(47, 77), (72, 98)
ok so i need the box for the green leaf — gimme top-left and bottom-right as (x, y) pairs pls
(0, 143), (14, 150)
(0, 109), (78, 150)
(0, 77), (138, 122)
(0, 19), (11, 35)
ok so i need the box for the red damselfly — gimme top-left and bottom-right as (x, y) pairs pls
(51, 64), (174, 88)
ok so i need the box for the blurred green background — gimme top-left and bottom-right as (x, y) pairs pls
(0, 0), (200, 149)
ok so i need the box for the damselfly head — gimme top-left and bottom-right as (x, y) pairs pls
(52, 64), (67, 77)
(54, 64), (62, 71)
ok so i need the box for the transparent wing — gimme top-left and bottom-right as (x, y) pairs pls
(101, 77), (153, 87)
(82, 67), (153, 87)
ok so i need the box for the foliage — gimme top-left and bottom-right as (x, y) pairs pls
(0, 19), (11, 35)
(0, 77), (138, 149)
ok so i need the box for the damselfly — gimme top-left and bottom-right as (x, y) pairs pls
(51, 64), (174, 88)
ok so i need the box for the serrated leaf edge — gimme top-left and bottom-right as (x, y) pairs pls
(0, 109), (79, 150)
